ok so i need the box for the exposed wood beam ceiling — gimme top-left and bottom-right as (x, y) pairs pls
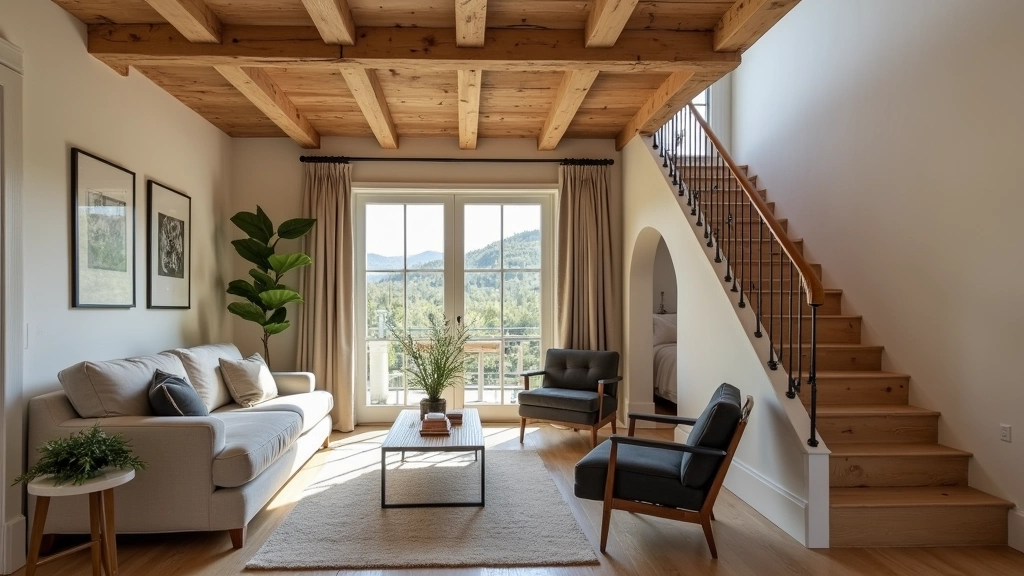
(54, 0), (800, 150)
(456, 0), (488, 48)
(714, 0), (801, 52)
(585, 0), (641, 48)
(458, 70), (482, 150)
(300, 0), (356, 45)
(142, 0), (222, 43)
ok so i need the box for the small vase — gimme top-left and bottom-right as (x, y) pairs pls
(420, 398), (446, 420)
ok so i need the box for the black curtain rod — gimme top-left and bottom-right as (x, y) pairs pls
(298, 156), (613, 166)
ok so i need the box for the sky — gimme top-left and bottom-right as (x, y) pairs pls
(366, 203), (540, 259)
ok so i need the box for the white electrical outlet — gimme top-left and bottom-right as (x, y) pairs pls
(1000, 424), (1012, 443)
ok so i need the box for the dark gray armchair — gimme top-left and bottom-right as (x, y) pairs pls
(517, 349), (622, 447)
(573, 383), (753, 558)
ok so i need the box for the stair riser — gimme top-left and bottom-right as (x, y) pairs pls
(800, 377), (909, 405)
(725, 261), (821, 279)
(727, 242), (804, 259)
(695, 201), (776, 214)
(780, 346), (883, 372)
(677, 165), (748, 177)
(755, 292), (843, 315)
(817, 414), (938, 444)
(830, 455), (969, 488)
(830, 506), (1008, 547)
(772, 317), (861, 344)
(689, 188), (766, 200)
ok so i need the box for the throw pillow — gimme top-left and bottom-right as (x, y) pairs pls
(149, 369), (209, 417)
(218, 353), (279, 408)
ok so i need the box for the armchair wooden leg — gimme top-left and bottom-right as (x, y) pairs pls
(700, 513), (718, 559)
(611, 419), (617, 434)
(590, 427), (598, 448)
(600, 501), (612, 552)
(519, 418), (526, 444)
(229, 526), (247, 549)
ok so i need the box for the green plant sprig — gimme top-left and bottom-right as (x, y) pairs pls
(226, 206), (316, 368)
(14, 424), (147, 487)
(389, 314), (472, 401)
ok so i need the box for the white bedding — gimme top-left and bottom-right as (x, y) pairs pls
(653, 342), (677, 403)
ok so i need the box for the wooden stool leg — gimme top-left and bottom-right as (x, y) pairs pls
(88, 493), (104, 576)
(25, 496), (50, 576)
(101, 489), (119, 575)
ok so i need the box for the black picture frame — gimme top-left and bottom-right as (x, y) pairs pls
(71, 148), (136, 308)
(146, 180), (191, 309)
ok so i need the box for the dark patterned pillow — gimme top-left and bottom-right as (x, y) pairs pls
(149, 369), (209, 417)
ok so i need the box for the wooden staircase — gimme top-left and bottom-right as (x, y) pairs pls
(684, 164), (1014, 547)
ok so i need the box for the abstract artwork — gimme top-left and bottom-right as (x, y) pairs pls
(148, 181), (191, 308)
(72, 149), (136, 308)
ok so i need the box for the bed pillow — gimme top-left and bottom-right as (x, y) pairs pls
(652, 314), (677, 346)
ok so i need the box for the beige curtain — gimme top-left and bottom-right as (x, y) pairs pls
(556, 164), (621, 352)
(296, 163), (355, 432)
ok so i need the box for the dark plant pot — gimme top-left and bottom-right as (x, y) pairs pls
(420, 398), (446, 420)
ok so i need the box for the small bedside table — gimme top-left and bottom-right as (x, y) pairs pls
(26, 468), (135, 576)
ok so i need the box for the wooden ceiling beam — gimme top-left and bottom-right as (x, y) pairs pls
(458, 70), (482, 150)
(538, 70), (599, 151)
(456, 0), (488, 48)
(714, 0), (800, 52)
(615, 71), (693, 149)
(340, 68), (399, 149)
(584, 0), (640, 48)
(88, 25), (739, 73)
(142, 0), (222, 43)
(215, 65), (320, 148)
(300, 0), (355, 45)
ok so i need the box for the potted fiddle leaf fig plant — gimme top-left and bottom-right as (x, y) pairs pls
(226, 206), (316, 369)
(14, 424), (146, 487)
(391, 314), (472, 419)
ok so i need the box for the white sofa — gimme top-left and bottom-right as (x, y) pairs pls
(26, 343), (333, 548)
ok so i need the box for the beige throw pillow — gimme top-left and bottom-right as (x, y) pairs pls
(218, 353), (279, 408)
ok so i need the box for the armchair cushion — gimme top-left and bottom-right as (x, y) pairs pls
(680, 383), (743, 489)
(517, 387), (614, 414)
(541, 349), (620, 395)
(574, 440), (705, 511)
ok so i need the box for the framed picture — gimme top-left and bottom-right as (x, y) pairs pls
(71, 148), (136, 308)
(147, 180), (191, 309)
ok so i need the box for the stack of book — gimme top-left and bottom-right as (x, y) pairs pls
(420, 412), (451, 436)
(446, 410), (464, 426)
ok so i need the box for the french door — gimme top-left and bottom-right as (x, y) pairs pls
(355, 191), (554, 423)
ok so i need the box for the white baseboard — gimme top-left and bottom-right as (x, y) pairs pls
(724, 459), (808, 546)
(2, 515), (25, 575)
(1009, 508), (1024, 553)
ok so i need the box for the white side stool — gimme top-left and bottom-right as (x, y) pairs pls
(26, 469), (135, 576)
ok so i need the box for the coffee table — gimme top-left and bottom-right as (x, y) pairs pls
(380, 408), (485, 508)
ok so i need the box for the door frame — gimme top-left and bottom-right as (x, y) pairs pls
(353, 187), (555, 424)
(0, 36), (26, 574)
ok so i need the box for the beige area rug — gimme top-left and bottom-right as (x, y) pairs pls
(246, 448), (599, 570)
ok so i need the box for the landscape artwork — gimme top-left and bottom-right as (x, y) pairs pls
(72, 149), (136, 308)
(148, 180), (191, 308)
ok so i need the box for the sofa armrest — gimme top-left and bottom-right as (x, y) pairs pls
(272, 372), (316, 395)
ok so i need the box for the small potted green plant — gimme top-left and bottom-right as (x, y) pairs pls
(391, 314), (472, 419)
(14, 424), (147, 487)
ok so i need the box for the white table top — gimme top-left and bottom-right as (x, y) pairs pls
(27, 468), (135, 497)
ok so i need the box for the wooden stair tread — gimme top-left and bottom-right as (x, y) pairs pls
(829, 443), (971, 458)
(816, 405), (940, 417)
(803, 370), (907, 379)
(830, 487), (1013, 509)
(793, 343), (883, 351)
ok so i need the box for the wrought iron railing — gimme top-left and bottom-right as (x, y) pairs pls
(652, 104), (826, 447)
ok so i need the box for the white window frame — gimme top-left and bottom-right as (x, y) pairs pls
(353, 186), (555, 424)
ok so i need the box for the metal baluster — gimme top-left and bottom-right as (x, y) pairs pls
(786, 258), (796, 397)
(796, 283), (804, 394)
(652, 131), (659, 150)
(691, 111), (699, 217)
(670, 115), (678, 185)
(755, 220), (764, 338)
(767, 230), (777, 369)
(808, 305), (820, 447)
(705, 131), (713, 244)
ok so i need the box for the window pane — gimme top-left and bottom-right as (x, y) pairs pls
(464, 340), (501, 404)
(464, 272), (501, 338)
(406, 272), (443, 337)
(366, 272), (404, 338)
(464, 204), (501, 269)
(366, 204), (404, 270)
(502, 205), (541, 269)
(407, 204), (444, 270)
(503, 271), (540, 337)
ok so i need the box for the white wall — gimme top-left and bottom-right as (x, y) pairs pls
(652, 239), (677, 313)
(732, 0), (1024, 547)
(622, 136), (829, 546)
(230, 137), (621, 373)
(0, 0), (232, 568)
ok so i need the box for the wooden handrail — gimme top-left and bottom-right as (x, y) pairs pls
(685, 103), (825, 306)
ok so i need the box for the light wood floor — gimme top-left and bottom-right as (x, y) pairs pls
(17, 424), (1024, 576)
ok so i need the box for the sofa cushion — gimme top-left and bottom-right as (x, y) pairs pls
(212, 411), (302, 488)
(149, 369), (209, 417)
(58, 353), (190, 417)
(213, 390), (333, 435)
(170, 344), (242, 412)
(680, 383), (742, 489)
